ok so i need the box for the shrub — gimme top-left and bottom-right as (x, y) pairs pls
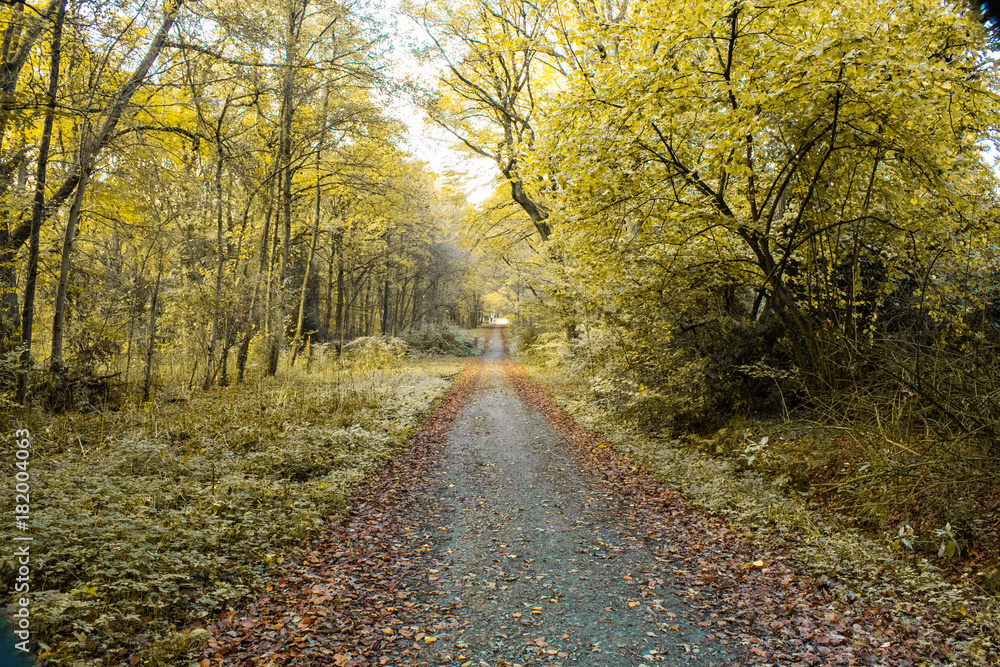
(402, 325), (480, 357)
(340, 336), (411, 371)
(528, 315), (800, 434)
(511, 323), (540, 355)
(517, 329), (569, 368)
(689, 317), (803, 420)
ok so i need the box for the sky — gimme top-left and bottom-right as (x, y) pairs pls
(376, 0), (499, 204)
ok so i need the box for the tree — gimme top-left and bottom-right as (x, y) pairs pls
(0, 0), (186, 358)
(17, 0), (66, 404)
(408, 0), (554, 240)
(523, 0), (1000, 392)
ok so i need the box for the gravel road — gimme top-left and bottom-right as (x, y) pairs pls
(406, 330), (733, 666)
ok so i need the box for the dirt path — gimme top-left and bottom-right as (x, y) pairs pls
(403, 331), (729, 666)
(206, 328), (989, 666)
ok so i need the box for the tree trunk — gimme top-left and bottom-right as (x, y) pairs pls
(263, 171), (281, 376)
(260, 164), (277, 335)
(273, 144), (292, 375)
(236, 334), (251, 384)
(324, 249), (334, 338)
(381, 279), (391, 336)
(203, 156), (225, 390)
(291, 210), (320, 365)
(272, 131), (292, 374)
(51, 163), (88, 412)
(411, 278), (422, 329)
(17, 0), (65, 404)
(336, 263), (345, 353)
(142, 268), (161, 402)
(363, 279), (373, 336)
(324, 231), (339, 338)
(292, 92), (327, 364)
(219, 337), (231, 387)
(270, 2), (303, 376)
(394, 278), (409, 335)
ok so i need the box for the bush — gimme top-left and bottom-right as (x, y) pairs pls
(799, 336), (1000, 562)
(525, 314), (800, 434)
(516, 329), (568, 368)
(689, 317), (804, 420)
(511, 323), (540, 356)
(340, 336), (411, 371)
(402, 325), (480, 357)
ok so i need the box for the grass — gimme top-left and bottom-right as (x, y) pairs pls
(0, 350), (467, 666)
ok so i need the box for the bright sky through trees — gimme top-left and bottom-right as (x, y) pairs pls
(375, 0), (498, 203)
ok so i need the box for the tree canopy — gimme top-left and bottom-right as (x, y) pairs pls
(0, 0), (488, 406)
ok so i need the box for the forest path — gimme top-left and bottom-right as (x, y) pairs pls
(400, 330), (729, 665)
(207, 329), (797, 666)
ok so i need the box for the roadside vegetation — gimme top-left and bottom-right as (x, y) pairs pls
(2, 0), (1000, 662)
(0, 334), (477, 666)
(514, 329), (1000, 663)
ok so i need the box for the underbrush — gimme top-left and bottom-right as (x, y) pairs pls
(340, 336), (411, 372)
(521, 362), (999, 664)
(513, 324), (999, 574)
(402, 325), (481, 358)
(805, 365), (1000, 575)
(0, 356), (465, 666)
(510, 320), (800, 434)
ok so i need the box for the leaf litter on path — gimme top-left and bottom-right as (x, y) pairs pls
(203, 329), (992, 666)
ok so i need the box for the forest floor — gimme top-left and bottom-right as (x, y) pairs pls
(203, 329), (995, 667)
